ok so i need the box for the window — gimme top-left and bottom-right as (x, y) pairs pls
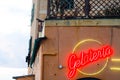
(60, 0), (74, 10)
(31, 4), (35, 24)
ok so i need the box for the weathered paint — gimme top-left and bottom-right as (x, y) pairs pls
(46, 19), (120, 27)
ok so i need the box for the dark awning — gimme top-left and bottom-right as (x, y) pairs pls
(30, 37), (47, 67)
(26, 37), (32, 67)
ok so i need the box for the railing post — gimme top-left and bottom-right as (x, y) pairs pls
(47, 0), (50, 19)
(84, 0), (90, 18)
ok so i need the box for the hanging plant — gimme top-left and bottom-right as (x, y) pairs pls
(105, 6), (120, 16)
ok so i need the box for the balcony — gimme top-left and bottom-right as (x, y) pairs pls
(47, 0), (120, 19)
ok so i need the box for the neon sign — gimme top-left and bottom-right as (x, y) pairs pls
(67, 39), (114, 78)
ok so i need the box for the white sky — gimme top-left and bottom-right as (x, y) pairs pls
(0, 0), (32, 80)
(0, 67), (27, 80)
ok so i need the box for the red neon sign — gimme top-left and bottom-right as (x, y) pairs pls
(67, 45), (113, 78)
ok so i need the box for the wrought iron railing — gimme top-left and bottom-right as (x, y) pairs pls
(47, 0), (120, 19)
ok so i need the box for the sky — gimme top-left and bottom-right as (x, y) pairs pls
(0, 0), (32, 80)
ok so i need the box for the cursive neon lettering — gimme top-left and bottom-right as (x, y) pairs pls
(67, 45), (113, 78)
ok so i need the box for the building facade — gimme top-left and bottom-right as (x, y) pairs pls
(14, 0), (120, 80)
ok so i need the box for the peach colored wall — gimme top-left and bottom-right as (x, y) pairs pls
(29, 0), (120, 80)
(42, 26), (120, 80)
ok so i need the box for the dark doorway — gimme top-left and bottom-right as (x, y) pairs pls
(77, 77), (101, 80)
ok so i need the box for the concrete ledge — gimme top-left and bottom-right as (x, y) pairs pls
(45, 19), (120, 27)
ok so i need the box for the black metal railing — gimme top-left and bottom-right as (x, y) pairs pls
(47, 0), (120, 19)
